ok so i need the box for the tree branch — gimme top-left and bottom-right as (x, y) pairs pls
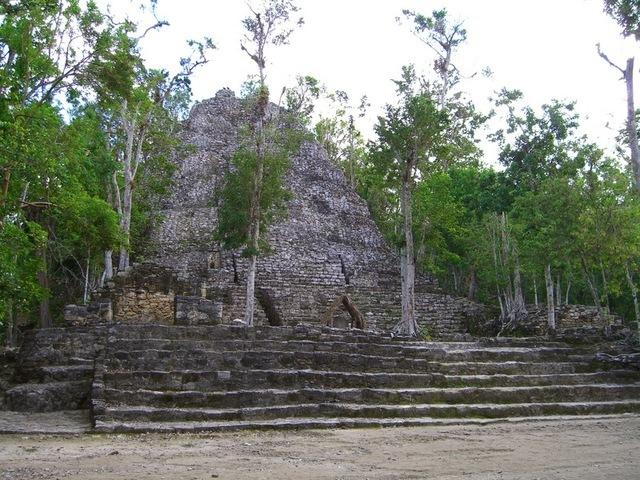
(597, 43), (626, 77)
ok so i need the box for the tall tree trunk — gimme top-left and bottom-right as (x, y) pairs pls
(556, 275), (561, 307)
(38, 247), (52, 328)
(513, 257), (526, 317)
(598, 48), (640, 190)
(4, 301), (15, 347)
(600, 262), (611, 314)
(533, 277), (539, 307)
(490, 216), (504, 316)
(83, 250), (90, 304)
(116, 101), (148, 272)
(0, 166), (10, 210)
(624, 58), (640, 191)
(452, 268), (459, 293)
(243, 85), (268, 327)
(565, 279), (571, 305)
(497, 294), (505, 319)
(467, 267), (478, 301)
(545, 263), (555, 331)
(581, 257), (602, 317)
(101, 250), (113, 287)
(500, 213), (514, 313)
(244, 214), (261, 326)
(397, 175), (418, 336)
(625, 263), (640, 336)
(118, 176), (133, 271)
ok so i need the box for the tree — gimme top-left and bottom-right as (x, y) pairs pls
(0, 1), (125, 330)
(0, 0), (112, 213)
(96, 31), (214, 272)
(400, 8), (467, 108)
(371, 72), (448, 336)
(598, 0), (640, 190)
(0, 1), (209, 337)
(314, 89), (369, 188)
(604, 0), (640, 40)
(236, 0), (303, 326)
(488, 92), (600, 330)
(597, 45), (640, 191)
(576, 153), (640, 331)
(284, 74), (322, 126)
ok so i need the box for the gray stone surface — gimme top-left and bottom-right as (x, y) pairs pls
(175, 295), (223, 325)
(5, 381), (91, 412)
(64, 301), (112, 326)
(5, 328), (103, 413)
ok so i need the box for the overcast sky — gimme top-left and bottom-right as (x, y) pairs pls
(104, 0), (637, 163)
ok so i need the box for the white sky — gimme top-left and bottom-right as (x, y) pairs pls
(105, 0), (638, 164)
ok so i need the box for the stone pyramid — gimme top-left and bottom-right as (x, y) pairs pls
(104, 89), (484, 335)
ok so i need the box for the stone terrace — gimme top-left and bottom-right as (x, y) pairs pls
(4, 324), (639, 432)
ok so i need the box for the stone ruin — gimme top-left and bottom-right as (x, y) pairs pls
(71, 89), (487, 336)
(67, 89), (626, 338)
(5, 90), (638, 430)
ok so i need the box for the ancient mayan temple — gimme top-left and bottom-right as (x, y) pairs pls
(5, 90), (639, 432)
(86, 88), (486, 335)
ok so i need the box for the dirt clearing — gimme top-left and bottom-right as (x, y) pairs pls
(0, 416), (638, 479)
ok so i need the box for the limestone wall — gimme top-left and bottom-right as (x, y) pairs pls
(99, 263), (186, 325)
(112, 290), (174, 325)
(520, 304), (622, 335)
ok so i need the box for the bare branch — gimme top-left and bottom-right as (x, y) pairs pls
(135, 20), (169, 41)
(597, 43), (626, 77)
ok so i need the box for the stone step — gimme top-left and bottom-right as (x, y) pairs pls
(98, 383), (640, 410)
(94, 400), (640, 428)
(105, 325), (568, 348)
(107, 325), (399, 343)
(16, 356), (94, 370)
(13, 365), (94, 384)
(103, 349), (593, 373)
(93, 413), (640, 434)
(20, 328), (99, 345)
(5, 381), (91, 412)
(101, 369), (640, 391)
(18, 330), (102, 359)
(106, 338), (581, 358)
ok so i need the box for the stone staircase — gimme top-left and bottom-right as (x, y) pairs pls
(89, 324), (640, 433)
(5, 327), (101, 412)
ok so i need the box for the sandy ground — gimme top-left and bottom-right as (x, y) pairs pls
(0, 416), (639, 480)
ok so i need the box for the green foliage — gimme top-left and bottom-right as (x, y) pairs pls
(0, 0), (204, 335)
(491, 96), (582, 198)
(285, 75), (322, 125)
(216, 124), (299, 256)
(53, 192), (120, 260)
(0, 220), (46, 329)
(2, 0), (640, 336)
(604, 0), (640, 40)
(413, 172), (468, 274)
(314, 89), (369, 186)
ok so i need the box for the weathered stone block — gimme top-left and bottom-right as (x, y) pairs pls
(175, 296), (223, 326)
(64, 301), (112, 326)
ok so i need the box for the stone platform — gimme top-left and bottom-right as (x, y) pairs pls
(3, 324), (639, 433)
